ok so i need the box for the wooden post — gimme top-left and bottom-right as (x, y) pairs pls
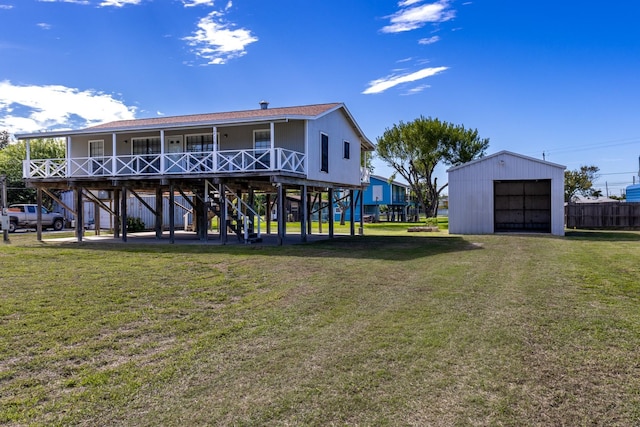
(75, 187), (83, 242)
(328, 188), (334, 238)
(306, 191), (312, 236)
(248, 188), (255, 235)
(94, 200), (101, 236)
(113, 189), (121, 238)
(350, 189), (355, 236)
(300, 184), (307, 242)
(36, 187), (43, 241)
(219, 183), (227, 244)
(266, 193), (272, 235)
(318, 193), (323, 234)
(277, 184), (285, 245)
(155, 186), (163, 239)
(359, 189), (364, 235)
(169, 184), (175, 244)
(121, 186), (127, 242)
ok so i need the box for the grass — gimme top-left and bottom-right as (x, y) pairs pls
(1, 229), (639, 426)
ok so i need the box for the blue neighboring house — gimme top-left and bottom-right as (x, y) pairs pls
(334, 175), (409, 222)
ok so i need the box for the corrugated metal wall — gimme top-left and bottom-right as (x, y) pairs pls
(58, 191), (193, 230)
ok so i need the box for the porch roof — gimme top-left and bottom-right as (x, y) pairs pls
(16, 102), (375, 150)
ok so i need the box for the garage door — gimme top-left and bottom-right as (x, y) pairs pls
(494, 180), (551, 233)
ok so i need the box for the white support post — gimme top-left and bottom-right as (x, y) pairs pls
(112, 133), (117, 176)
(67, 136), (72, 178)
(270, 122), (275, 171)
(213, 126), (218, 172)
(25, 139), (31, 178)
(160, 129), (165, 174)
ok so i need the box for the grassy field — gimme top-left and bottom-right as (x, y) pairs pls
(1, 228), (639, 426)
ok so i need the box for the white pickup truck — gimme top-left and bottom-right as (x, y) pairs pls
(2, 204), (65, 233)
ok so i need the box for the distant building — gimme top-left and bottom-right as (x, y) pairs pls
(626, 184), (640, 202)
(334, 175), (410, 222)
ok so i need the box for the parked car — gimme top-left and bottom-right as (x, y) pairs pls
(2, 204), (65, 233)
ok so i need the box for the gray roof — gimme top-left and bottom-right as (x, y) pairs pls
(16, 102), (375, 150)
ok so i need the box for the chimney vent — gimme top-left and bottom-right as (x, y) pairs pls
(259, 100), (269, 110)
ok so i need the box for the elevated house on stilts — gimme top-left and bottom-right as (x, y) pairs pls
(17, 102), (374, 244)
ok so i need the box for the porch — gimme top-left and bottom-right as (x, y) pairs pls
(24, 148), (306, 179)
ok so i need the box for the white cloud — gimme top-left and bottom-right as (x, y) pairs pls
(98, 0), (141, 6)
(382, 0), (455, 33)
(418, 35), (440, 45)
(0, 81), (136, 135)
(182, 0), (214, 7)
(398, 0), (422, 6)
(184, 10), (258, 65)
(362, 66), (448, 94)
(0, 4), (14, 9)
(37, 22), (52, 30)
(37, 0), (90, 4)
(403, 84), (431, 95)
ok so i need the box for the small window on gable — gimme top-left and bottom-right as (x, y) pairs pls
(343, 140), (350, 159)
(321, 133), (329, 173)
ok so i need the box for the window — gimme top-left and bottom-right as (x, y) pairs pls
(343, 140), (350, 159)
(321, 133), (329, 173)
(131, 137), (161, 173)
(88, 140), (104, 157)
(186, 134), (214, 152)
(132, 137), (161, 155)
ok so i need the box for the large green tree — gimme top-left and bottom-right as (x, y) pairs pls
(0, 138), (66, 205)
(564, 165), (600, 202)
(376, 116), (489, 219)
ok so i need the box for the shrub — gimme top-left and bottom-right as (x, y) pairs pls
(126, 217), (145, 232)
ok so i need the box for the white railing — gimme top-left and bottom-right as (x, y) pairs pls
(24, 148), (306, 179)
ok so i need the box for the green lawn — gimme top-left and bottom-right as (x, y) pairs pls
(1, 229), (639, 426)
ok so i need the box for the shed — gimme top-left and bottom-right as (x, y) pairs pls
(447, 150), (566, 236)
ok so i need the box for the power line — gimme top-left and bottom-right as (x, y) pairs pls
(543, 136), (640, 156)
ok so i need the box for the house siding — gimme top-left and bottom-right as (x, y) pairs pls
(448, 151), (565, 236)
(306, 109), (362, 186)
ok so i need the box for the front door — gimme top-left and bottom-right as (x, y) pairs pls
(166, 136), (183, 172)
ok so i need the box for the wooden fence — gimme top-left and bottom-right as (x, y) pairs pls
(565, 202), (640, 229)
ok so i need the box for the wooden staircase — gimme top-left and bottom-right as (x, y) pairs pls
(207, 184), (263, 244)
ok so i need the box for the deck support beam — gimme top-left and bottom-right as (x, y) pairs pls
(36, 187), (43, 241)
(121, 186), (127, 242)
(75, 187), (83, 242)
(300, 184), (307, 242)
(277, 184), (285, 245)
(219, 183), (227, 244)
(155, 187), (163, 239)
(328, 187), (334, 239)
(169, 184), (175, 244)
(350, 189), (355, 236)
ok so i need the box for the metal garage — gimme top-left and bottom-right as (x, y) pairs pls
(447, 151), (566, 236)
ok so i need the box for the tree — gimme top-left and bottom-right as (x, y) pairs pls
(0, 138), (66, 205)
(376, 116), (489, 219)
(0, 130), (10, 150)
(564, 165), (600, 202)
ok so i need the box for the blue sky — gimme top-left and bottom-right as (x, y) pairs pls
(1, 0), (639, 196)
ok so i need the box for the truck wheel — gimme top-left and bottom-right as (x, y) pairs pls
(9, 221), (17, 233)
(53, 219), (64, 231)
